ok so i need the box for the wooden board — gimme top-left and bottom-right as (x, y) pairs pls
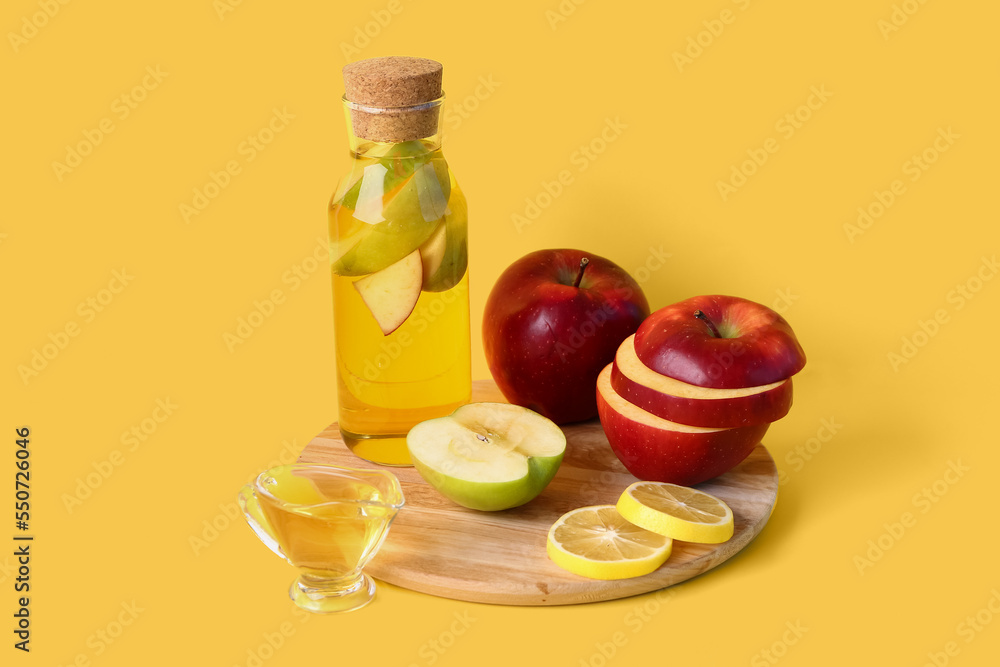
(299, 381), (779, 606)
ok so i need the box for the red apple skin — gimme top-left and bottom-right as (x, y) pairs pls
(634, 295), (806, 389)
(483, 249), (649, 424)
(597, 366), (769, 485)
(610, 363), (794, 428)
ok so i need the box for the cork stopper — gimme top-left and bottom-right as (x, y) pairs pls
(343, 57), (443, 142)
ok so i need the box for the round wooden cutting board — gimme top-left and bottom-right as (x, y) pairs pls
(299, 381), (779, 606)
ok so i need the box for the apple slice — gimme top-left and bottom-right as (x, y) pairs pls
(611, 335), (793, 427)
(333, 140), (433, 211)
(352, 249), (423, 335)
(419, 221), (448, 278)
(406, 402), (566, 511)
(333, 159), (451, 277)
(596, 365), (768, 486)
(419, 192), (468, 292)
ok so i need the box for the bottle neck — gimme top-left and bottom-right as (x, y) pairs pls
(349, 135), (443, 160)
(342, 95), (445, 158)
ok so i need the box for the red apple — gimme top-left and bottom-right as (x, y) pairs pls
(596, 365), (768, 485)
(633, 295), (806, 389)
(611, 335), (793, 427)
(483, 249), (649, 424)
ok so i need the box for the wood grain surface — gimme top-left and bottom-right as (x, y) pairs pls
(299, 380), (779, 606)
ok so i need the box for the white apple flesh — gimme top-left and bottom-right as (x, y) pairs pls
(352, 249), (423, 335)
(596, 365), (768, 486)
(611, 335), (793, 427)
(406, 402), (566, 511)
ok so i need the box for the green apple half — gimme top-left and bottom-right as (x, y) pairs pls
(407, 402), (566, 511)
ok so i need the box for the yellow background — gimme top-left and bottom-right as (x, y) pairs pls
(4, 0), (999, 665)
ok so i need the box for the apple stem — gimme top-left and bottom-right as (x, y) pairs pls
(476, 433), (489, 443)
(694, 310), (721, 338)
(573, 257), (590, 288)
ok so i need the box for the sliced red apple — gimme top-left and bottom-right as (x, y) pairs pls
(611, 335), (793, 427)
(352, 249), (423, 335)
(633, 295), (805, 389)
(596, 365), (768, 486)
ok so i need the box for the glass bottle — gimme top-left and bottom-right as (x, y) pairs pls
(329, 57), (471, 466)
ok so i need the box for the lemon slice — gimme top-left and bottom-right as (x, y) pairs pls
(617, 482), (734, 544)
(546, 505), (672, 580)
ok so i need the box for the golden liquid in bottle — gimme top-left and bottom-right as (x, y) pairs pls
(331, 183), (471, 465)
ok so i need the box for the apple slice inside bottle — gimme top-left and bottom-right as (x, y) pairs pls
(419, 221), (447, 278)
(333, 158), (452, 277)
(611, 335), (793, 427)
(419, 191), (468, 292)
(352, 249), (423, 335)
(406, 402), (566, 511)
(333, 140), (439, 211)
